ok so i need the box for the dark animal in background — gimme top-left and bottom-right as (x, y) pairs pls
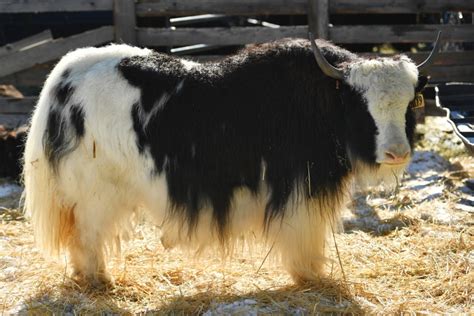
(23, 32), (439, 287)
(0, 126), (27, 180)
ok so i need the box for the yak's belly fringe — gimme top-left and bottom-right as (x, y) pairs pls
(157, 183), (348, 282)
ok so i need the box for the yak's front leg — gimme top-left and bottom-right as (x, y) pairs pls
(272, 199), (340, 283)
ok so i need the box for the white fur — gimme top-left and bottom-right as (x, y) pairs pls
(24, 44), (154, 284)
(348, 56), (418, 163)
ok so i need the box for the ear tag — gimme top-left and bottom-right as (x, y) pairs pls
(410, 93), (424, 109)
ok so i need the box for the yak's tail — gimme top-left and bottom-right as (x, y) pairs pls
(22, 78), (75, 256)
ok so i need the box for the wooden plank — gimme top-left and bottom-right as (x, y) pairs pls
(0, 63), (53, 91)
(0, 97), (37, 114)
(114, 0), (137, 45)
(360, 51), (474, 67)
(438, 96), (473, 107)
(137, 26), (308, 46)
(411, 52), (474, 66)
(0, 26), (114, 77)
(349, 51), (474, 82)
(136, 0), (474, 16)
(429, 65), (474, 83)
(308, 0), (329, 39)
(136, 0), (307, 16)
(330, 24), (474, 44)
(331, 0), (474, 14)
(0, 30), (53, 57)
(437, 84), (474, 96)
(0, 114), (29, 128)
(0, 0), (113, 12)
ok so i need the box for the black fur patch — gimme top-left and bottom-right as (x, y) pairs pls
(56, 83), (74, 105)
(405, 105), (416, 150)
(341, 86), (378, 165)
(118, 39), (416, 237)
(131, 102), (147, 153)
(44, 107), (66, 170)
(44, 103), (86, 171)
(70, 104), (85, 137)
(54, 69), (74, 105)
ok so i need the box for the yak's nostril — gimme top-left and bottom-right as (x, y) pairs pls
(385, 151), (397, 160)
(384, 150), (410, 163)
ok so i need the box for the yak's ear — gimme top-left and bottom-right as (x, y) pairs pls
(415, 75), (429, 93)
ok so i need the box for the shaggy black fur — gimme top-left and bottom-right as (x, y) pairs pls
(117, 39), (418, 237)
(69, 104), (85, 138)
(56, 69), (74, 105)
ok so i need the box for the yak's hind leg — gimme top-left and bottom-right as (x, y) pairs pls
(66, 200), (111, 288)
(272, 198), (342, 283)
(61, 177), (136, 289)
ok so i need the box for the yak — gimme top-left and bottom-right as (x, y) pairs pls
(23, 33), (439, 287)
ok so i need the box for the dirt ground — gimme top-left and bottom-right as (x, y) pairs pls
(0, 117), (472, 314)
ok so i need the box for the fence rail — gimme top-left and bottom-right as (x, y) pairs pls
(136, 0), (474, 16)
(137, 26), (307, 46)
(330, 24), (474, 44)
(0, 0), (113, 12)
(0, 26), (114, 78)
(137, 24), (473, 47)
(3, 0), (472, 15)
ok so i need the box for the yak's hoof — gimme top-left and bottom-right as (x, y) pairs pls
(72, 271), (113, 290)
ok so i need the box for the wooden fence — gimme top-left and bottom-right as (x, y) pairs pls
(0, 0), (474, 126)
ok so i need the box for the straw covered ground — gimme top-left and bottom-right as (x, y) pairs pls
(1, 117), (473, 314)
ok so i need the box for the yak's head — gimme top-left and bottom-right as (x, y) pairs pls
(309, 32), (440, 185)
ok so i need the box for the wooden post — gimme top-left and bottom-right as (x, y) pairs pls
(114, 0), (137, 45)
(307, 0), (329, 39)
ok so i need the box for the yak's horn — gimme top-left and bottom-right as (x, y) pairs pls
(417, 31), (442, 72)
(308, 32), (344, 80)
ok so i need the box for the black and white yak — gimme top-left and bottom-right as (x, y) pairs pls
(23, 33), (439, 287)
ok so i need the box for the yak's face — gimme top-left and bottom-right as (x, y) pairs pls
(346, 56), (421, 169)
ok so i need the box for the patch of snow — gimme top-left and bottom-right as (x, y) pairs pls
(421, 230), (456, 239)
(420, 185), (445, 202)
(1, 266), (18, 281)
(455, 204), (474, 213)
(0, 255), (20, 281)
(407, 151), (450, 175)
(203, 299), (305, 316)
(434, 207), (457, 225)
